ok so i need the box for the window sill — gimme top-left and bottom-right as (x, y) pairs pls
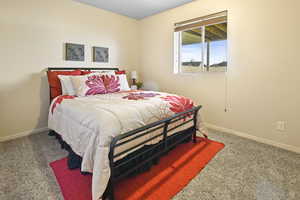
(174, 69), (227, 75)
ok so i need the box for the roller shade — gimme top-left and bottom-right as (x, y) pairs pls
(175, 11), (227, 32)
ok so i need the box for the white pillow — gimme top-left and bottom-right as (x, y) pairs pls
(117, 74), (130, 91)
(58, 75), (77, 96)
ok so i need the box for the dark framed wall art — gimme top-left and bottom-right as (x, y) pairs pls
(93, 47), (109, 63)
(65, 43), (84, 61)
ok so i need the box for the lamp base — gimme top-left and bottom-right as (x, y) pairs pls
(131, 85), (138, 90)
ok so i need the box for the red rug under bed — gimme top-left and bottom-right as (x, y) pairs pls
(50, 137), (224, 200)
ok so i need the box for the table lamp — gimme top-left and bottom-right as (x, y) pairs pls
(131, 71), (138, 90)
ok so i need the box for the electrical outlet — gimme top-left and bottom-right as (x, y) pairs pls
(276, 121), (286, 131)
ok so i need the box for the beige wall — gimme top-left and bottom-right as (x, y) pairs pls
(0, 0), (139, 139)
(1, 0), (299, 151)
(139, 0), (300, 149)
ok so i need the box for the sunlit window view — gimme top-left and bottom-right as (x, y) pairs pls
(178, 21), (227, 73)
(204, 22), (227, 71)
(181, 28), (203, 73)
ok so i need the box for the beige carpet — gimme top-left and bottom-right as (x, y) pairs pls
(0, 129), (299, 200)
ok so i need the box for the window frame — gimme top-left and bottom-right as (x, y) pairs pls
(173, 12), (228, 74)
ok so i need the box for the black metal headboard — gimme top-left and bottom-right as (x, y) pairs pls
(47, 67), (119, 71)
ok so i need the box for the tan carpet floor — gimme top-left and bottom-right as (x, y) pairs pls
(0, 129), (299, 200)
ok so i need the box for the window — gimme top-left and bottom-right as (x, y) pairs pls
(174, 11), (227, 73)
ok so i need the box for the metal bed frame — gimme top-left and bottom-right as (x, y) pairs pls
(47, 67), (202, 200)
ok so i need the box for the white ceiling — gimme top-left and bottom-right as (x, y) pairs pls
(74, 0), (194, 19)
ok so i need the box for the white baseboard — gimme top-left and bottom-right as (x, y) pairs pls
(2, 124), (299, 154)
(205, 123), (300, 154)
(0, 127), (49, 142)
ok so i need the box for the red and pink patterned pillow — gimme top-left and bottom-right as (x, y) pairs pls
(101, 75), (121, 93)
(85, 75), (107, 95)
(71, 73), (121, 96)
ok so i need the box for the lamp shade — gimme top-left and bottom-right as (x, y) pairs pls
(131, 71), (137, 79)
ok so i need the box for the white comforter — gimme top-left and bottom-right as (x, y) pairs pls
(48, 91), (206, 200)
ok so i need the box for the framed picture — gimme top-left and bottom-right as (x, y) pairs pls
(93, 47), (109, 63)
(65, 43), (84, 61)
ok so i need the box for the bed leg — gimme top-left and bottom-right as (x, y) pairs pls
(109, 184), (115, 200)
(48, 130), (56, 136)
(192, 130), (197, 143)
(193, 108), (200, 143)
(104, 180), (114, 200)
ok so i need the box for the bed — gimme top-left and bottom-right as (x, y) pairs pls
(47, 67), (207, 200)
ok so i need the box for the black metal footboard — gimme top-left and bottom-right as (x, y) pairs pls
(105, 105), (202, 200)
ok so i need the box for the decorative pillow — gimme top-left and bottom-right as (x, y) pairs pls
(115, 70), (126, 75)
(102, 74), (121, 93)
(71, 74), (121, 96)
(71, 74), (105, 96)
(47, 70), (81, 99)
(57, 75), (77, 96)
(81, 70), (92, 75)
(116, 74), (130, 91)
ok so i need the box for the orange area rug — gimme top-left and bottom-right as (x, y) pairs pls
(50, 137), (224, 200)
